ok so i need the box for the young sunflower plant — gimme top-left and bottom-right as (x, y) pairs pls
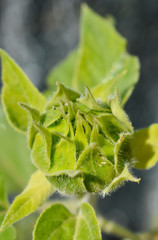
(0, 5), (158, 240)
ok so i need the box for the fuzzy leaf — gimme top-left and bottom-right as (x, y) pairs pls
(46, 50), (78, 93)
(102, 165), (140, 196)
(0, 49), (46, 133)
(47, 118), (70, 136)
(90, 123), (114, 163)
(42, 108), (61, 127)
(0, 170), (54, 232)
(33, 203), (101, 240)
(78, 87), (106, 112)
(76, 143), (115, 192)
(74, 112), (88, 158)
(97, 113), (129, 142)
(73, 6), (139, 105)
(48, 138), (76, 173)
(115, 133), (134, 173)
(46, 82), (80, 109)
(19, 103), (40, 149)
(47, 172), (86, 195)
(32, 124), (52, 171)
(110, 89), (133, 132)
(132, 124), (158, 169)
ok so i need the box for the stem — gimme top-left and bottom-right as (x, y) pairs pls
(98, 215), (142, 240)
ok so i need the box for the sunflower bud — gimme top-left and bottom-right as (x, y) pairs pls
(20, 82), (140, 196)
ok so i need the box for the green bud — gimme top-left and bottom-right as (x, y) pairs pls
(21, 83), (140, 196)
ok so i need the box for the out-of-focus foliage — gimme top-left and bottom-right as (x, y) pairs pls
(132, 124), (158, 169)
(46, 6), (139, 106)
(0, 174), (16, 239)
(0, 107), (35, 193)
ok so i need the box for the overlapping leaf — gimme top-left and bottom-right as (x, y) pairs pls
(33, 203), (101, 240)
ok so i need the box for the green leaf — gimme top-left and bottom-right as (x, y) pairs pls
(0, 49), (46, 133)
(76, 143), (115, 192)
(19, 103), (40, 149)
(102, 165), (140, 196)
(33, 203), (101, 240)
(47, 172), (86, 195)
(0, 214), (16, 240)
(45, 5), (139, 105)
(48, 138), (76, 173)
(74, 112), (88, 158)
(0, 170), (54, 232)
(78, 87), (106, 112)
(46, 82), (80, 109)
(73, 6), (139, 105)
(110, 89), (133, 132)
(46, 50), (78, 94)
(32, 123), (52, 171)
(131, 124), (158, 169)
(114, 133), (135, 173)
(97, 113), (129, 142)
(0, 175), (8, 211)
(74, 203), (102, 240)
(90, 123), (114, 163)
(0, 107), (35, 193)
(91, 54), (139, 106)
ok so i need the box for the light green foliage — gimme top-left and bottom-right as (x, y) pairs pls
(131, 124), (158, 169)
(102, 165), (140, 195)
(46, 6), (139, 106)
(0, 174), (16, 240)
(0, 49), (46, 133)
(0, 175), (8, 211)
(0, 107), (34, 192)
(46, 82), (80, 108)
(0, 213), (16, 240)
(33, 203), (101, 240)
(0, 170), (54, 232)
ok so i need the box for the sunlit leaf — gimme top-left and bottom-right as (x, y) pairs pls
(33, 203), (101, 240)
(132, 124), (158, 169)
(0, 214), (16, 240)
(0, 171), (54, 232)
(76, 143), (115, 192)
(73, 6), (139, 105)
(0, 49), (46, 133)
(102, 165), (140, 196)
